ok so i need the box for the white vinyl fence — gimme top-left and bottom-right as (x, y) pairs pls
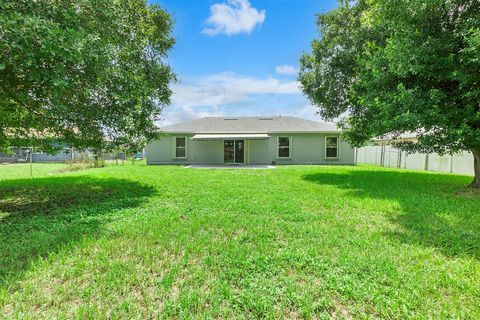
(357, 145), (474, 176)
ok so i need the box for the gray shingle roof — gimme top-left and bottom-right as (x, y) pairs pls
(161, 116), (340, 133)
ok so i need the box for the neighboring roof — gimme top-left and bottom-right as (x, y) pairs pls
(161, 116), (340, 133)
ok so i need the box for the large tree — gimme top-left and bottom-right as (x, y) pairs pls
(0, 0), (175, 152)
(300, 0), (480, 188)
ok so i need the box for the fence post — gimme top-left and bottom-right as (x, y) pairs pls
(397, 150), (402, 168)
(424, 153), (429, 171)
(379, 145), (382, 166)
(380, 144), (386, 167)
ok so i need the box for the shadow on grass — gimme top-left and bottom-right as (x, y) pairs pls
(0, 175), (155, 289)
(302, 168), (480, 259)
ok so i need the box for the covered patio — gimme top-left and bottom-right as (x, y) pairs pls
(191, 133), (270, 165)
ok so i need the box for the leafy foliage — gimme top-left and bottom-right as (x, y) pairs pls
(299, 0), (480, 186)
(0, 0), (175, 152)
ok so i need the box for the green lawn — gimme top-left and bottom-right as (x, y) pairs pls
(1, 163), (479, 319)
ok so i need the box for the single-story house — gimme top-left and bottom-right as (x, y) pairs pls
(146, 116), (355, 165)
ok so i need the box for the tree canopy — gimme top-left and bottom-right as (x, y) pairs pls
(0, 0), (175, 153)
(300, 0), (480, 187)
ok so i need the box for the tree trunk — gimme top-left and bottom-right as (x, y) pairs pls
(469, 149), (480, 189)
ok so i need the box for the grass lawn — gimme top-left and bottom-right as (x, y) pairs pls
(0, 163), (479, 319)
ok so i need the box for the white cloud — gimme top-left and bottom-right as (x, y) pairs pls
(160, 105), (224, 126)
(158, 72), (302, 126)
(171, 72), (300, 108)
(295, 104), (319, 121)
(202, 0), (266, 36)
(159, 103), (323, 127)
(275, 65), (299, 76)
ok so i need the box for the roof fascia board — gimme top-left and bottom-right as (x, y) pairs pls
(162, 131), (341, 134)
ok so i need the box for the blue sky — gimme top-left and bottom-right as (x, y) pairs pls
(151, 0), (338, 125)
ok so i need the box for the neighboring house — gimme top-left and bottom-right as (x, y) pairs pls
(146, 116), (355, 165)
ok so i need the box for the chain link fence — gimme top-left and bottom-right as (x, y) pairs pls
(0, 147), (126, 164)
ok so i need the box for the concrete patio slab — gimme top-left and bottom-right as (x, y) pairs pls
(185, 164), (276, 169)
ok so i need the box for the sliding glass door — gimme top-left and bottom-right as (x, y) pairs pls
(235, 140), (244, 163)
(224, 140), (235, 163)
(224, 140), (244, 163)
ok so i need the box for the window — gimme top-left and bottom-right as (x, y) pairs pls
(278, 137), (291, 158)
(325, 136), (339, 158)
(174, 137), (187, 159)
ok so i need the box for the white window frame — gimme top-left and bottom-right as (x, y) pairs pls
(277, 136), (292, 159)
(173, 136), (187, 159)
(325, 136), (339, 159)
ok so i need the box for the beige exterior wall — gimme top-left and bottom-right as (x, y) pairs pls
(146, 134), (223, 165)
(146, 133), (355, 165)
